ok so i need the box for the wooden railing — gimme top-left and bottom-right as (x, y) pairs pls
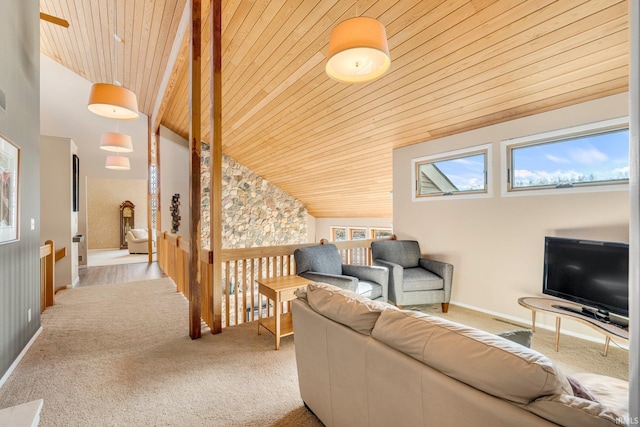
(39, 240), (66, 313)
(40, 240), (55, 313)
(156, 231), (393, 331)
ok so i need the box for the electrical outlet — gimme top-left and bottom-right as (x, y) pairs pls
(28, 308), (31, 323)
(30, 219), (35, 230)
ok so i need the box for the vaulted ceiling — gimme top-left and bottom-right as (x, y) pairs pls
(39, 0), (629, 218)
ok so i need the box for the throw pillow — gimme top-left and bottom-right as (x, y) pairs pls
(495, 329), (533, 348)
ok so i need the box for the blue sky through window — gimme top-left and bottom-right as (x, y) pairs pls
(511, 129), (629, 188)
(433, 153), (486, 191)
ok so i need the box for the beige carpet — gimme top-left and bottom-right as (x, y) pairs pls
(0, 279), (321, 426)
(417, 304), (629, 380)
(88, 249), (156, 267)
(0, 280), (628, 426)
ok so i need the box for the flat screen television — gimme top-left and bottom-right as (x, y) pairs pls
(543, 236), (629, 318)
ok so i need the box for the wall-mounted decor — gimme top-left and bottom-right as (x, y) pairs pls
(0, 134), (20, 244)
(170, 194), (180, 233)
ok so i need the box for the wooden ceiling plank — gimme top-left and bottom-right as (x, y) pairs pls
(235, 51), (627, 171)
(152, 1), (191, 130)
(223, 1), (347, 119)
(221, 1), (308, 95)
(234, 2), (624, 157)
(246, 0), (585, 142)
(142, 0), (177, 117)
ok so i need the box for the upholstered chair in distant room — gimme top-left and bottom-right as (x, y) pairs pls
(371, 240), (453, 312)
(293, 244), (388, 302)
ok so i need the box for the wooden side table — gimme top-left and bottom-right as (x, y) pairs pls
(256, 275), (313, 350)
(518, 297), (629, 356)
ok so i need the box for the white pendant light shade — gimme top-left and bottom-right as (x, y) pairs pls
(105, 155), (131, 170)
(100, 132), (133, 153)
(88, 83), (139, 120)
(326, 17), (391, 83)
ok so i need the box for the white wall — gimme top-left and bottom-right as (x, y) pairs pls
(159, 125), (189, 239)
(40, 136), (79, 289)
(393, 93), (629, 339)
(40, 53), (150, 262)
(313, 217), (393, 243)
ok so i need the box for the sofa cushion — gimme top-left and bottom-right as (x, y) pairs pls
(298, 282), (396, 335)
(294, 245), (343, 275)
(403, 267), (444, 291)
(371, 240), (421, 268)
(570, 373), (629, 422)
(495, 329), (533, 348)
(371, 309), (573, 404)
(355, 280), (383, 300)
(130, 229), (148, 239)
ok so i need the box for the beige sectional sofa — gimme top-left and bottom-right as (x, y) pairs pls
(292, 283), (629, 427)
(126, 229), (155, 254)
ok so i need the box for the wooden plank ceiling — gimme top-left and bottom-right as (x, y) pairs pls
(39, 0), (629, 218)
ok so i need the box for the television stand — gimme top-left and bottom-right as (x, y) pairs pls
(518, 297), (629, 356)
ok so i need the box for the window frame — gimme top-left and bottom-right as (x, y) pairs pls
(411, 143), (492, 201)
(370, 228), (393, 239)
(501, 117), (629, 197)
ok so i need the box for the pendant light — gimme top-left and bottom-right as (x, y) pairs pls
(99, 132), (133, 153)
(325, 16), (390, 83)
(88, 83), (139, 120)
(105, 155), (131, 171)
(88, 3), (139, 120)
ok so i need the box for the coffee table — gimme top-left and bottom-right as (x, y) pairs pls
(518, 297), (628, 356)
(256, 275), (313, 350)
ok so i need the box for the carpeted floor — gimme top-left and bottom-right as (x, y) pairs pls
(418, 304), (628, 380)
(88, 249), (156, 267)
(0, 279), (628, 426)
(0, 279), (321, 426)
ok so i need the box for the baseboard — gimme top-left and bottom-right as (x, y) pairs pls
(0, 326), (43, 390)
(450, 299), (629, 350)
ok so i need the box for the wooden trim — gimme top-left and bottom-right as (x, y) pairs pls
(147, 115), (153, 262)
(188, 0), (202, 340)
(209, 0), (223, 334)
(54, 247), (67, 262)
(151, 0), (190, 131)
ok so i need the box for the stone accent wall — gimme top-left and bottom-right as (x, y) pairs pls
(201, 144), (307, 248)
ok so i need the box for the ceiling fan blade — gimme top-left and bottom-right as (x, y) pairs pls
(40, 12), (69, 28)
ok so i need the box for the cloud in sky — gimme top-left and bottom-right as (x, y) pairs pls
(545, 154), (570, 164)
(568, 146), (608, 165)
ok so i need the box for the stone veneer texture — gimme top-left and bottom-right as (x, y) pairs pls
(201, 144), (307, 249)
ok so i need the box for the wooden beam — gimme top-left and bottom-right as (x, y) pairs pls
(188, 0), (202, 340)
(151, 0), (191, 131)
(210, 0), (223, 334)
(155, 128), (162, 235)
(147, 115), (153, 262)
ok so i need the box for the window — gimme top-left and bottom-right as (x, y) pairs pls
(371, 228), (393, 239)
(349, 228), (367, 240)
(331, 227), (347, 241)
(505, 119), (629, 193)
(412, 144), (490, 200)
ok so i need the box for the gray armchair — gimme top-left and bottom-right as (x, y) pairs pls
(371, 240), (453, 312)
(293, 244), (388, 302)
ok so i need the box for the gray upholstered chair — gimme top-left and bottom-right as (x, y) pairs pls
(371, 240), (453, 312)
(293, 244), (388, 302)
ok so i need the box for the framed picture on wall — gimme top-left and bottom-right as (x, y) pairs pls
(0, 134), (20, 244)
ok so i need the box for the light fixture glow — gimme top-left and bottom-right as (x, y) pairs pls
(105, 155), (131, 170)
(99, 132), (133, 153)
(88, 83), (139, 120)
(326, 17), (390, 83)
